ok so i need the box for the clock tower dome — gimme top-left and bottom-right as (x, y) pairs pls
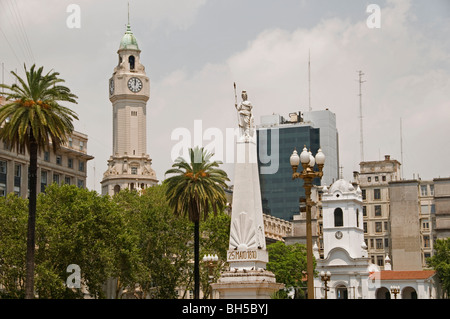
(101, 22), (158, 196)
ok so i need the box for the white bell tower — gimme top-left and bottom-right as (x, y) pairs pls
(101, 21), (157, 196)
(321, 179), (366, 259)
(314, 179), (372, 299)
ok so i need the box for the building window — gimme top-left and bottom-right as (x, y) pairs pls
(384, 238), (389, 248)
(68, 137), (73, 147)
(56, 155), (62, 165)
(376, 238), (383, 249)
(368, 177), (371, 182)
(131, 111), (138, 116)
(53, 174), (60, 185)
(41, 171), (48, 192)
(377, 256), (384, 267)
(334, 208), (344, 227)
(375, 222), (382, 233)
(375, 205), (382, 217)
(64, 176), (71, 185)
(114, 185), (121, 195)
(77, 179), (84, 188)
(131, 166), (138, 175)
(362, 189), (366, 200)
(79, 141), (84, 151)
(44, 151), (50, 162)
(79, 161), (85, 172)
(423, 235), (430, 248)
(363, 205), (367, 216)
(422, 220), (430, 230)
(0, 160), (6, 197)
(382, 175), (386, 182)
(420, 185), (428, 196)
(68, 158), (73, 169)
(430, 185), (434, 196)
(374, 189), (381, 200)
(364, 222), (367, 233)
(375, 176), (379, 182)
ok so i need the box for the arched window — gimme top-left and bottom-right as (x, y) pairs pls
(129, 55), (135, 70)
(114, 185), (121, 195)
(334, 208), (343, 227)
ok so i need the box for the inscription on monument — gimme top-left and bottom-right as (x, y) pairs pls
(228, 250), (258, 261)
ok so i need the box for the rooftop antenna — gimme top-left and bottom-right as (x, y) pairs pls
(357, 70), (366, 162)
(308, 49), (311, 112)
(400, 117), (404, 179)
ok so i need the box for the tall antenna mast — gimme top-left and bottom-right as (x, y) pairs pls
(308, 50), (311, 112)
(357, 70), (365, 162)
(400, 117), (404, 179)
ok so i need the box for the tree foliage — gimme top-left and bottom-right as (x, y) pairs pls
(267, 241), (310, 299)
(0, 179), (233, 299)
(427, 238), (450, 298)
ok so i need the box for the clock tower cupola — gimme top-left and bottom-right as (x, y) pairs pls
(101, 21), (157, 196)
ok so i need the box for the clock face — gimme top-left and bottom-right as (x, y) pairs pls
(335, 231), (343, 239)
(109, 78), (114, 95)
(128, 77), (142, 93)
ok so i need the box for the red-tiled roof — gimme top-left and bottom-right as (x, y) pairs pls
(370, 270), (435, 280)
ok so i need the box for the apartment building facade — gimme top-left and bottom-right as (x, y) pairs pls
(0, 130), (94, 197)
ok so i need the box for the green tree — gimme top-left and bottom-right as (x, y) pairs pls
(164, 147), (229, 299)
(0, 194), (28, 298)
(199, 211), (231, 299)
(427, 238), (450, 298)
(267, 241), (311, 299)
(0, 65), (78, 298)
(113, 185), (193, 299)
(35, 183), (130, 298)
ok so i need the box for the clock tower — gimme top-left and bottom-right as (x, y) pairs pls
(101, 22), (158, 196)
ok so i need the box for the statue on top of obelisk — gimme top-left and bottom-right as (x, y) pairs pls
(234, 87), (255, 141)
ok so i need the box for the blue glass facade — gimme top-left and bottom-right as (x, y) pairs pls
(257, 125), (321, 221)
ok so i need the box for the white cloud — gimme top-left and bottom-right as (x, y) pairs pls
(149, 0), (450, 184)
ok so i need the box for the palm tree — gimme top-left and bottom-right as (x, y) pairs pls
(164, 146), (229, 299)
(0, 64), (78, 298)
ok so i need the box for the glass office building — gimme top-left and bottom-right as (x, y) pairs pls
(257, 110), (339, 221)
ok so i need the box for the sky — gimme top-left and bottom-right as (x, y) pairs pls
(1, 0), (449, 193)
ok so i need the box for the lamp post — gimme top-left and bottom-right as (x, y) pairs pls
(320, 271), (331, 299)
(202, 254), (218, 299)
(290, 146), (325, 300)
(390, 285), (400, 299)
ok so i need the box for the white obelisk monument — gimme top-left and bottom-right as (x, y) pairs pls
(212, 89), (284, 299)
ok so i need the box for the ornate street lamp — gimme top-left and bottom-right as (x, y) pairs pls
(290, 146), (325, 299)
(390, 285), (400, 299)
(320, 271), (331, 299)
(202, 254), (219, 299)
